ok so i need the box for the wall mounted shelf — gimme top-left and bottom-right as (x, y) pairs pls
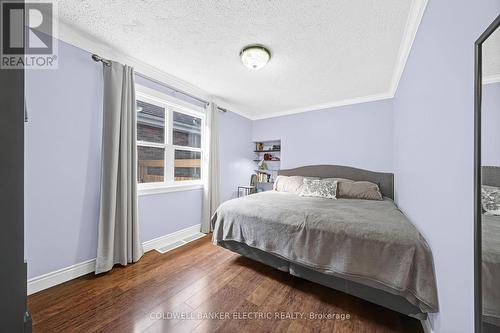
(253, 140), (281, 191)
(254, 149), (281, 153)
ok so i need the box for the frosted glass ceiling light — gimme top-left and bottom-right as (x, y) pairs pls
(240, 45), (271, 70)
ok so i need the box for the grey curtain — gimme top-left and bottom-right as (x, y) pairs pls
(95, 61), (143, 274)
(201, 102), (220, 233)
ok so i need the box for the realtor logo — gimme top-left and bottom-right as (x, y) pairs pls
(1, 0), (58, 69)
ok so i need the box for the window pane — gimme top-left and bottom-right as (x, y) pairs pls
(137, 100), (165, 143)
(138, 146), (164, 183)
(173, 111), (202, 148)
(174, 150), (201, 181)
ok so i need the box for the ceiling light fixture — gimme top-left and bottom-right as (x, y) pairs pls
(240, 45), (271, 70)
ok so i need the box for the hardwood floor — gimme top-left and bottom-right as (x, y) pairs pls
(28, 236), (423, 333)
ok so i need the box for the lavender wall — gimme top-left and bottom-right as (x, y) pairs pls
(219, 111), (255, 202)
(482, 82), (500, 166)
(138, 190), (202, 242)
(25, 40), (252, 279)
(252, 99), (394, 172)
(25, 41), (103, 278)
(393, 1), (500, 332)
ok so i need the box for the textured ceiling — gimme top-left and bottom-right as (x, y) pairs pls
(56, 0), (423, 119)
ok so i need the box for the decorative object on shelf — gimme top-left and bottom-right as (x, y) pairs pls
(255, 142), (264, 151)
(257, 160), (268, 171)
(255, 153), (280, 161)
(272, 144), (281, 151)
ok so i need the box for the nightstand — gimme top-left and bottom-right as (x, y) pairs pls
(237, 185), (255, 197)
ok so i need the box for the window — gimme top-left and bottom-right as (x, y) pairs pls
(172, 111), (202, 181)
(136, 85), (205, 193)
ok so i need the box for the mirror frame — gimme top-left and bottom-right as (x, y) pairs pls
(474, 14), (500, 333)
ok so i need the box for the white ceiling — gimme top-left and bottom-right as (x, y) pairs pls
(55, 0), (427, 119)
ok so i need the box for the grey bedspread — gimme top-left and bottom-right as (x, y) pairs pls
(483, 214), (500, 326)
(211, 191), (439, 313)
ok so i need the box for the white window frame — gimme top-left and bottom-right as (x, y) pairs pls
(136, 85), (206, 195)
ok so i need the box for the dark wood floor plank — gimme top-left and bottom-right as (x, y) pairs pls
(29, 237), (214, 320)
(94, 247), (240, 333)
(170, 262), (265, 333)
(75, 242), (237, 332)
(28, 235), (423, 333)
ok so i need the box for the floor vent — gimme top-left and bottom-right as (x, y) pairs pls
(182, 233), (206, 243)
(155, 232), (205, 254)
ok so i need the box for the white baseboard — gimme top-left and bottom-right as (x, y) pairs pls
(142, 224), (201, 252)
(27, 259), (96, 295)
(421, 319), (433, 333)
(27, 224), (203, 295)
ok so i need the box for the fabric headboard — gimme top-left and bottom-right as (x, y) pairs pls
(482, 166), (500, 187)
(278, 165), (395, 199)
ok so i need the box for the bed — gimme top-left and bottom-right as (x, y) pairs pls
(211, 165), (439, 319)
(482, 166), (500, 328)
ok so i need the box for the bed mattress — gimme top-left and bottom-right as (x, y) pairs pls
(211, 191), (439, 314)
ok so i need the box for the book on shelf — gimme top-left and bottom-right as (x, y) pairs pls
(256, 172), (273, 183)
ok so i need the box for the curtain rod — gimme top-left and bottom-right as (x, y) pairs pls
(91, 53), (228, 113)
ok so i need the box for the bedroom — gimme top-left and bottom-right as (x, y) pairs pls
(1, 1), (499, 333)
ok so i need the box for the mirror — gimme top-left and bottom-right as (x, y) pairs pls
(476, 15), (500, 333)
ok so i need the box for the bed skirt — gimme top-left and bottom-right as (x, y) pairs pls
(218, 240), (427, 320)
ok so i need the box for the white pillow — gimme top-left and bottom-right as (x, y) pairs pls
(273, 175), (305, 194)
(482, 185), (500, 216)
(299, 178), (338, 199)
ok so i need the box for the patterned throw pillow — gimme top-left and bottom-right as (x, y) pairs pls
(299, 178), (338, 199)
(482, 185), (500, 216)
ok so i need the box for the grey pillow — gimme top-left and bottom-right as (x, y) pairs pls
(327, 178), (383, 200)
(299, 178), (338, 199)
(482, 185), (500, 216)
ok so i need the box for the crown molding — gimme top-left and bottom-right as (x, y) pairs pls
(56, 0), (427, 122)
(56, 19), (254, 120)
(386, 0), (428, 98)
(249, 0), (427, 121)
(250, 92), (393, 120)
(483, 74), (500, 85)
